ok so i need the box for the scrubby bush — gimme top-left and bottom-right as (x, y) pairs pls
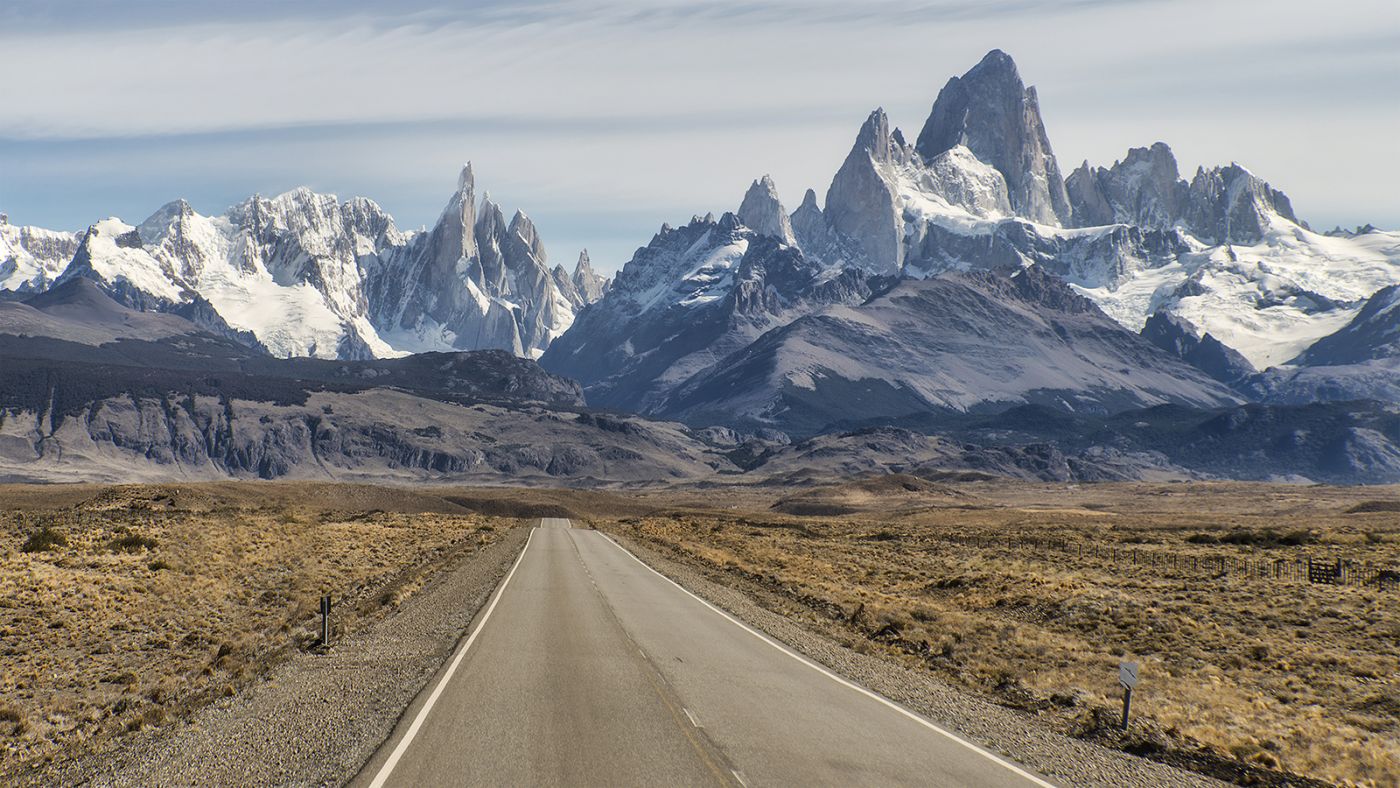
(21, 527), (67, 553)
(110, 533), (159, 553)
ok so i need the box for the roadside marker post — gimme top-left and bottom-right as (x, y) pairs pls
(320, 594), (332, 649)
(1118, 661), (1138, 730)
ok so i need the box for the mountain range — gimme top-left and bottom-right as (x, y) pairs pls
(6, 49), (1400, 484)
(2, 165), (610, 360)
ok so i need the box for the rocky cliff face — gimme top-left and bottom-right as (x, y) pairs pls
(823, 109), (910, 273)
(569, 250), (611, 304)
(737, 175), (797, 246)
(1067, 144), (1302, 245)
(0, 389), (724, 484)
(1066, 142), (1189, 229)
(370, 167), (578, 359)
(915, 49), (1071, 226)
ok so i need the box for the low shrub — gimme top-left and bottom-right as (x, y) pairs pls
(21, 527), (67, 553)
(110, 533), (159, 553)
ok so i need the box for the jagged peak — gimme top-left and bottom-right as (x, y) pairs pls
(976, 48), (1018, 71)
(851, 108), (893, 163)
(915, 48), (1070, 225)
(574, 249), (592, 274)
(737, 174), (795, 244)
(458, 162), (475, 193)
(272, 185), (329, 205)
(509, 208), (534, 233)
(717, 211), (742, 232)
(798, 188), (820, 211)
(475, 195), (507, 237)
(136, 199), (200, 244)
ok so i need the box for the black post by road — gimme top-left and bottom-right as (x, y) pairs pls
(319, 594), (332, 648)
(1121, 686), (1132, 730)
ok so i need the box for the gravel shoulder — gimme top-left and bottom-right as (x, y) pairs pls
(609, 531), (1227, 788)
(24, 524), (530, 788)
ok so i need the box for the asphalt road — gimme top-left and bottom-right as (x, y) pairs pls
(355, 519), (1054, 787)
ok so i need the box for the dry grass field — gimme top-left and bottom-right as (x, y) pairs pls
(0, 482), (516, 780)
(601, 478), (1400, 787)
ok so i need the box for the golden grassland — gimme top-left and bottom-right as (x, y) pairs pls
(0, 482), (515, 778)
(599, 478), (1400, 787)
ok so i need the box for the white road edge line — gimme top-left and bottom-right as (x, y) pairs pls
(366, 527), (537, 788)
(598, 531), (1058, 788)
(684, 707), (702, 728)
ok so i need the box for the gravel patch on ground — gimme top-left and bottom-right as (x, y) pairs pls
(25, 525), (530, 788)
(610, 532), (1226, 788)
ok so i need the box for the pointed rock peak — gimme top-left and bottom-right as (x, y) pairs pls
(703, 212), (717, 224)
(717, 212), (742, 232)
(968, 48), (1021, 82)
(509, 208), (534, 234)
(738, 174), (796, 244)
(574, 249), (593, 275)
(799, 188), (819, 211)
(915, 48), (1070, 225)
(458, 162), (475, 193)
(851, 108), (893, 163)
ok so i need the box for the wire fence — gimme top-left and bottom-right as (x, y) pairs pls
(933, 534), (1399, 591)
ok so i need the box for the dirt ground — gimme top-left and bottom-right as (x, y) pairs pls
(596, 478), (1400, 787)
(0, 482), (520, 780)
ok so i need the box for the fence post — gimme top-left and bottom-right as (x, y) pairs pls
(319, 594), (332, 649)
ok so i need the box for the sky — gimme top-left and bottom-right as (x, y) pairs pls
(2, 0), (1398, 274)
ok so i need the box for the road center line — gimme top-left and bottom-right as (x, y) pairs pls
(598, 532), (1058, 788)
(366, 526), (537, 788)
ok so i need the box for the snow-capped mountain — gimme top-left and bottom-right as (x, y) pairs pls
(788, 49), (1400, 369)
(541, 205), (885, 413)
(544, 48), (1400, 431)
(4, 165), (607, 359)
(0, 215), (80, 293)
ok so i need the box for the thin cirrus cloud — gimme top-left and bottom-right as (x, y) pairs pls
(1, 0), (1397, 272)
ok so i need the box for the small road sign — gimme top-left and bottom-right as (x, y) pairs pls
(1118, 661), (1139, 730)
(1119, 661), (1139, 689)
